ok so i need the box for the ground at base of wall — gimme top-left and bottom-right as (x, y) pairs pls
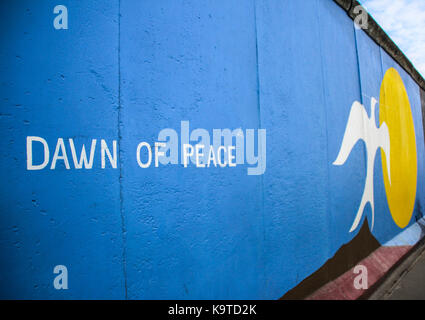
(368, 239), (425, 300)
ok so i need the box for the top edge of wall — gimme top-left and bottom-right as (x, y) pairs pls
(333, 0), (425, 92)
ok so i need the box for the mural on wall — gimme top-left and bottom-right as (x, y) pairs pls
(282, 67), (422, 300)
(379, 68), (418, 229)
(1, 0), (425, 300)
(333, 97), (391, 232)
(333, 68), (417, 233)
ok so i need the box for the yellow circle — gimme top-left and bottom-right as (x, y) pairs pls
(380, 68), (417, 229)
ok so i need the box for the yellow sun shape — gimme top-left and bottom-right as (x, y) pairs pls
(380, 68), (417, 229)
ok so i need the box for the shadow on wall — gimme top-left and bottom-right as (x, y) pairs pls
(281, 218), (379, 300)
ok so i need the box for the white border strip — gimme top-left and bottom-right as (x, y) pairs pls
(384, 217), (425, 247)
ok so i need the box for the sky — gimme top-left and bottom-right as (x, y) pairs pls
(361, 0), (425, 77)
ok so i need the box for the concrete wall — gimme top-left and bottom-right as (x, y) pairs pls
(0, 0), (424, 299)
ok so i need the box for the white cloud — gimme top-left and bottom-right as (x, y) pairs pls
(361, 0), (425, 77)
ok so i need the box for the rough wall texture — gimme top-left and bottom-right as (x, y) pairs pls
(421, 89), (425, 150)
(0, 0), (424, 299)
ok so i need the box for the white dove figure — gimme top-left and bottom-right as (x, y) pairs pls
(333, 97), (391, 233)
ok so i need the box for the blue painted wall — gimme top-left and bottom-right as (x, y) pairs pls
(0, 0), (424, 299)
